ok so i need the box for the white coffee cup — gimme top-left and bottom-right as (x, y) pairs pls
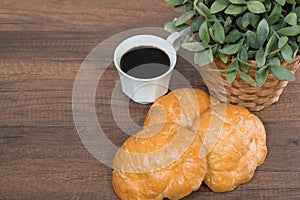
(114, 30), (188, 104)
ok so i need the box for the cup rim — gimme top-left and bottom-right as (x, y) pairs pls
(113, 34), (177, 82)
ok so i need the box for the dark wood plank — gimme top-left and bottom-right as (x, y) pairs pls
(0, 0), (299, 199)
(0, 0), (175, 32)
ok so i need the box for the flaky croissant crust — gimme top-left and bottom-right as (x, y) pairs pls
(112, 88), (267, 199)
(144, 88), (219, 129)
(112, 123), (207, 200)
(192, 104), (267, 192)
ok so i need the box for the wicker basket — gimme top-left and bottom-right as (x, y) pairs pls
(201, 55), (300, 111)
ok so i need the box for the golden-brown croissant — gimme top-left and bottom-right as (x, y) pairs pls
(144, 88), (219, 129)
(112, 88), (268, 199)
(112, 123), (207, 200)
(192, 104), (267, 192)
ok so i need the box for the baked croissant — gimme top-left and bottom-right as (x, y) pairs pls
(112, 123), (207, 200)
(112, 88), (268, 198)
(192, 104), (267, 192)
(144, 88), (219, 129)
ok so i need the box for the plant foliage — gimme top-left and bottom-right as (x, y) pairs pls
(164, 0), (300, 86)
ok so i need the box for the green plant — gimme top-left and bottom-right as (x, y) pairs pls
(164, 0), (300, 86)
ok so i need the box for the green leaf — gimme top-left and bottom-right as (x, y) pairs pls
(225, 30), (243, 43)
(247, 1), (266, 14)
(176, 24), (189, 32)
(286, 0), (296, 4)
(194, 33), (201, 42)
(209, 68), (237, 73)
(238, 71), (257, 86)
(257, 19), (269, 46)
(199, 21), (210, 43)
(238, 47), (249, 72)
(265, 34), (278, 55)
(210, 0), (229, 14)
(175, 11), (194, 26)
(290, 41), (299, 58)
(173, 5), (185, 11)
(268, 48), (281, 58)
(248, 51), (256, 59)
(241, 13), (251, 28)
(249, 14), (260, 28)
(208, 27), (217, 42)
(225, 4), (247, 15)
(256, 68), (268, 87)
(194, 51), (201, 65)
(269, 65), (295, 81)
(181, 42), (208, 52)
(190, 16), (205, 32)
(236, 17), (247, 31)
(164, 0), (184, 6)
(240, 63), (248, 73)
(267, 4), (282, 25)
(238, 59), (258, 68)
(275, 0), (285, 6)
(264, 0), (272, 10)
(228, 59), (239, 70)
(195, 2), (211, 18)
(226, 60), (238, 83)
(194, 49), (213, 66)
(174, 2), (194, 12)
(277, 26), (300, 36)
(293, 7), (300, 18)
(239, 46), (248, 61)
(257, 65), (269, 74)
(211, 44), (219, 58)
(227, 71), (237, 83)
(164, 21), (188, 33)
(267, 57), (281, 65)
(219, 43), (241, 55)
(281, 43), (294, 63)
(220, 53), (228, 63)
(164, 21), (176, 33)
(284, 13), (297, 26)
(213, 21), (225, 43)
(224, 16), (232, 27)
(278, 36), (288, 49)
(255, 48), (266, 67)
(246, 31), (259, 49)
(229, 0), (247, 4)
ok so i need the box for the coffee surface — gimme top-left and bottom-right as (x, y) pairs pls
(120, 47), (170, 79)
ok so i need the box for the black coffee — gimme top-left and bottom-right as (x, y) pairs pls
(120, 47), (170, 79)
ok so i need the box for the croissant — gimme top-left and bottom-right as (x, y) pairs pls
(112, 88), (268, 199)
(192, 104), (267, 192)
(144, 88), (219, 129)
(112, 123), (207, 200)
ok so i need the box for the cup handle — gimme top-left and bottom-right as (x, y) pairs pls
(166, 27), (191, 52)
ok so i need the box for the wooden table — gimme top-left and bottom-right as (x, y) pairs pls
(0, 0), (299, 199)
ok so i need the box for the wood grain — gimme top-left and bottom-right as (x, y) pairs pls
(0, 0), (299, 199)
